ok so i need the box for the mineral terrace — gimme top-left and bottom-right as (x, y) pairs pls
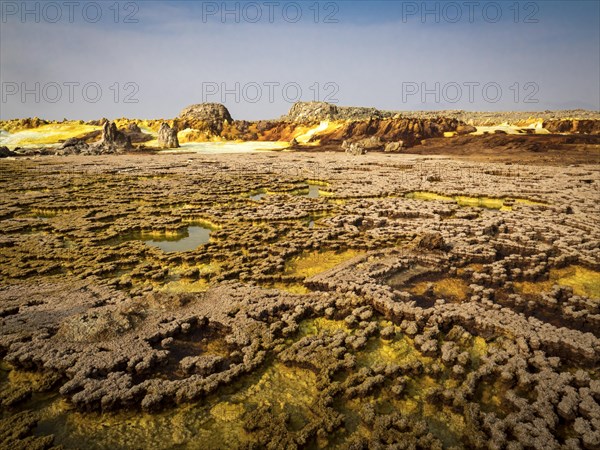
(0, 103), (599, 450)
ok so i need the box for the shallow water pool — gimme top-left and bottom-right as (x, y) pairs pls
(142, 226), (212, 252)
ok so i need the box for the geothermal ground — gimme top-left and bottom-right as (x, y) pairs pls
(1, 149), (599, 449)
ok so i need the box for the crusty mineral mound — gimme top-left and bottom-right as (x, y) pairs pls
(157, 123), (180, 148)
(283, 101), (339, 123)
(0, 151), (599, 448)
(178, 103), (233, 135)
(283, 101), (389, 124)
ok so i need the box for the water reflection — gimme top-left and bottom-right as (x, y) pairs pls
(143, 226), (211, 252)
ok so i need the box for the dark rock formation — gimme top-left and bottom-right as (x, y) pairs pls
(99, 120), (132, 152)
(157, 123), (180, 148)
(47, 120), (135, 156)
(179, 103), (233, 135)
(54, 123), (147, 155)
(124, 123), (153, 144)
(0, 146), (16, 157)
(58, 138), (90, 155)
(127, 123), (142, 134)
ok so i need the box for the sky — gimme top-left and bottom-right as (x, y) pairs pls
(1, 0), (599, 120)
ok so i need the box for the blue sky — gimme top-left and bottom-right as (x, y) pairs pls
(1, 1), (599, 120)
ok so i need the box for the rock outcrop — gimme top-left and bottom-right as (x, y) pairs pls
(3, 104), (599, 158)
(60, 138), (89, 154)
(0, 146), (16, 157)
(99, 121), (132, 152)
(178, 103), (233, 135)
(344, 142), (367, 156)
(384, 141), (406, 153)
(52, 121), (134, 155)
(157, 123), (180, 148)
(543, 119), (600, 134)
(342, 136), (384, 155)
(283, 101), (389, 124)
(456, 124), (477, 135)
(125, 123), (153, 144)
(283, 101), (339, 123)
(266, 102), (461, 148)
(318, 116), (459, 147)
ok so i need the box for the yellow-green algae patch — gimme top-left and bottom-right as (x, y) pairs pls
(455, 195), (506, 210)
(515, 265), (600, 299)
(238, 362), (317, 413)
(34, 362), (318, 449)
(180, 218), (221, 230)
(1, 123), (100, 148)
(284, 249), (365, 279)
(474, 349), (524, 418)
(358, 334), (431, 368)
(23, 318), (495, 449)
(457, 263), (485, 275)
(37, 398), (240, 450)
(406, 191), (454, 202)
(409, 277), (470, 302)
(421, 403), (466, 448)
(343, 328), (468, 447)
(305, 179), (330, 187)
(469, 336), (488, 367)
(3, 363), (60, 394)
(29, 208), (61, 218)
(405, 191), (546, 211)
(158, 262), (221, 293)
(195, 262), (221, 276)
(397, 338), (483, 446)
(168, 262), (221, 278)
(298, 317), (353, 337)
